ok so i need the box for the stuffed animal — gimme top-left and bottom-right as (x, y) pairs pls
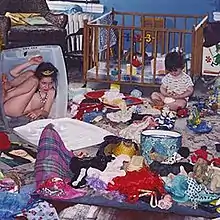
(193, 157), (213, 185)
(208, 164), (220, 192)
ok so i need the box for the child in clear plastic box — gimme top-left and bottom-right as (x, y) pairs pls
(151, 51), (194, 111)
(2, 56), (57, 120)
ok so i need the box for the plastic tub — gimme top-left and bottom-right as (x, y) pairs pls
(0, 45), (68, 118)
(140, 129), (182, 164)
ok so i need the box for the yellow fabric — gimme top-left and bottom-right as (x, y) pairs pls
(5, 12), (40, 26)
(110, 84), (120, 91)
(112, 141), (137, 158)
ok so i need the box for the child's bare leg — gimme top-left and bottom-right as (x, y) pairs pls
(166, 99), (187, 111)
(151, 92), (165, 106)
(4, 76), (38, 102)
(4, 77), (39, 117)
(5, 70), (35, 91)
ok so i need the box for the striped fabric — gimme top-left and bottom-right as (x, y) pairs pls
(35, 123), (74, 187)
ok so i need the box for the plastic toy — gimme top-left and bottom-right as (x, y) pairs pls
(176, 107), (189, 118)
(187, 106), (212, 133)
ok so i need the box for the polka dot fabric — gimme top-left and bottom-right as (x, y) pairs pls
(186, 178), (219, 206)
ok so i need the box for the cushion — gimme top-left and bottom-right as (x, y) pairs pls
(8, 25), (66, 42)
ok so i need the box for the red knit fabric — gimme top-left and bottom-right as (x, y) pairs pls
(0, 132), (10, 151)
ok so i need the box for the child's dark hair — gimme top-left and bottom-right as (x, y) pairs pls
(165, 52), (185, 72)
(35, 62), (58, 83)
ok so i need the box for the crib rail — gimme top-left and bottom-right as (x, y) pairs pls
(113, 10), (205, 27)
(191, 15), (208, 76)
(83, 9), (207, 87)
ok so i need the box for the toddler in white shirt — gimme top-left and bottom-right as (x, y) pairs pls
(151, 51), (194, 111)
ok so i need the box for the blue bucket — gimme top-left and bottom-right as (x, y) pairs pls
(140, 130), (182, 164)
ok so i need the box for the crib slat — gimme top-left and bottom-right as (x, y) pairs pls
(121, 28), (124, 61)
(141, 29), (145, 83)
(178, 32), (182, 49)
(118, 28), (122, 82)
(165, 30), (169, 53)
(89, 26), (94, 71)
(122, 15), (125, 26)
(161, 18), (166, 54)
(183, 18), (187, 50)
(191, 29), (196, 76)
(153, 30), (158, 83)
(132, 15), (135, 26)
(94, 26), (99, 79)
(129, 29), (134, 83)
(106, 26), (111, 80)
(184, 17), (187, 30)
(83, 20), (88, 82)
(172, 17), (177, 48)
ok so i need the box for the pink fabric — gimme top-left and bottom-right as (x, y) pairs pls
(36, 177), (86, 200)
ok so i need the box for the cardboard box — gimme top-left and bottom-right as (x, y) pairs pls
(202, 43), (220, 76)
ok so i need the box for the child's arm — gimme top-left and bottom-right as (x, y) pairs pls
(173, 86), (194, 99)
(160, 84), (171, 97)
(10, 56), (43, 78)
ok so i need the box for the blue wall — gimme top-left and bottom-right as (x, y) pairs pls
(99, 0), (218, 53)
(100, 0), (214, 18)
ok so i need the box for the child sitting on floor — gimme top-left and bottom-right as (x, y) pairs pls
(151, 51), (194, 111)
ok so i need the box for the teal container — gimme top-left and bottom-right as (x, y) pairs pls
(141, 130), (182, 164)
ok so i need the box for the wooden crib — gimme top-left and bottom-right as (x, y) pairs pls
(83, 9), (208, 87)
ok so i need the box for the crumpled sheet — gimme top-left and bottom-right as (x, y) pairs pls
(119, 116), (158, 144)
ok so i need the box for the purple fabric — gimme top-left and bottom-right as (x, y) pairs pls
(35, 123), (74, 188)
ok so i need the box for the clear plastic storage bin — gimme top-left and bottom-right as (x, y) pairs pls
(0, 45), (68, 118)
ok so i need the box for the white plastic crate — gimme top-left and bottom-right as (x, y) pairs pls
(0, 45), (68, 118)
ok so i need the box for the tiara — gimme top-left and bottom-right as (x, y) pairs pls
(42, 70), (54, 76)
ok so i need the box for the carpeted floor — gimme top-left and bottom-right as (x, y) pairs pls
(0, 68), (217, 220)
(54, 73), (218, 220)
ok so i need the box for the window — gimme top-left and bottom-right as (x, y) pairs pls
(49, 0), (100, 3)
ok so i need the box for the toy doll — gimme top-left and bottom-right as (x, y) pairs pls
(155, 106), (176, 130)
(193, 157), (213, 185)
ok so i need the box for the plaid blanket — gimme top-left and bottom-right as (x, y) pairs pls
(35, 124), (74, 188)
